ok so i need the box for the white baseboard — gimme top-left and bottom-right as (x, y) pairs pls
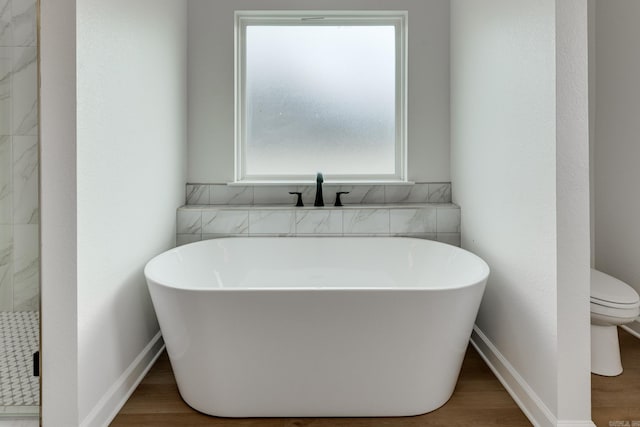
(470, 326), (556, 427)
(79, 332), (165, 427)
(556, 422), (597, 427)
(0, 420), (39, 427)
(621, 320), (640, 340)
(470, 326), (595, 427)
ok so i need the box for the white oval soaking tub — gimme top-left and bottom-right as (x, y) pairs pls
(145, 237), (489, 418)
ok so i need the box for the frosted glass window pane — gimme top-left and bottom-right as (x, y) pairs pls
(244, 25), (396, 177)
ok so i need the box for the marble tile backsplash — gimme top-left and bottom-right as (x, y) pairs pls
(0, 0), (39, 312)
(177, 204), (461, 247)
(186, 183), (452, 206)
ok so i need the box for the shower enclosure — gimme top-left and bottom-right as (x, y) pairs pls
(0, 0), (40, 418)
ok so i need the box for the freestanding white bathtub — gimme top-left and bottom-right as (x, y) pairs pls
(145, 237), (489, 418)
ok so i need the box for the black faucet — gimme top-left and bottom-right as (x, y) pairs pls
(314, 172), (324, 207)
(289, 192), (304, 207)
(334, 191), (349, 207)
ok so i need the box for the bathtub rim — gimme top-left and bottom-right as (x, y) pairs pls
(145, 236), (490, 293)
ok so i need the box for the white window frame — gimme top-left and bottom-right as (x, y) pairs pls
(234, 10), (408, 184)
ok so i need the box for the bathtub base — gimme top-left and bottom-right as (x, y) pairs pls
(160, 290), (481, 418)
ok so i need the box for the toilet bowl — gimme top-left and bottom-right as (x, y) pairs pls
(590, 269), (640, 376)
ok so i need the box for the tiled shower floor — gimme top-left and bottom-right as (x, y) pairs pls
(0, 312), (39, 409)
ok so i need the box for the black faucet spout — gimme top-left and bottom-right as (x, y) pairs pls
(314, 172), (324, 207)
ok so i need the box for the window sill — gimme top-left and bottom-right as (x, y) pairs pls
(228, 180), (416, 187)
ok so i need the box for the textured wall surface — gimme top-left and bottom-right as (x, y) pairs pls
(450, 0), (559, 417)
(594, 0), (640, 337)
(451, 1), (591, 424)
(76, 0), (187, 423)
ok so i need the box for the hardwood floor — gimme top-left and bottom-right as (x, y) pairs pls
(110, 328), (640, 426)
(111, 344), (531, 426)
(592, 328), (640, 427)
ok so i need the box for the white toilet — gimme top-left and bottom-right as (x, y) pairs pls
(590, 268), (640, 376)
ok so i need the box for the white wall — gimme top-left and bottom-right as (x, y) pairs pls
(450, 0), (558, 414)
(451, 0), (591, 425)
(40, 0), (79, 424)
(187, 0), (450, 184)
(76, 1), (187, 424)
(555, 1), (591, 422)
(593, 0), (640, 336)
(41, 0), (188, 425)
(588, 0), (596, 268)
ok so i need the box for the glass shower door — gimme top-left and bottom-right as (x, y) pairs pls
(0, 0), (40, 418)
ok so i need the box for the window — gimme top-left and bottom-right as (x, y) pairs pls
(235, 11), (407, 183)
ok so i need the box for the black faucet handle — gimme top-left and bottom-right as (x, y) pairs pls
(334, 191), (350, 207)
(289, 192), (304, 207)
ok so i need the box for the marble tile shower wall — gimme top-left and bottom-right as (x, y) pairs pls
(178, 183), (460, 247)
(0, 0), (39, 312)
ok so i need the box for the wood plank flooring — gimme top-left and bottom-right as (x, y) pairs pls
(111, 328), (640, 426)
(592, 328), (640, 427)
